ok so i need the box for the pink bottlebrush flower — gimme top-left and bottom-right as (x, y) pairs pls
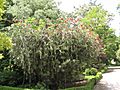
(76, 18), (80, 21)
(64, 20), (68, 23)
(19, 19), (23, 23)
(69, 18), (73, 21)
(60, 18), (64, 20)
(28, 24), (31, 27)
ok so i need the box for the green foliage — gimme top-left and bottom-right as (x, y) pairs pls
(0, 71), (16, 86)
(0, 51), (23, 87)
(9, 17), (103, 89)
(0, 1), (113, 89)
(85, 69), (91, 76)
(7, 0), (60, 19)
(81, 6), (108, 26)
(95, 72), (102, 80)
(0, 54), (4, 59)
(113, 37), (120, 65)
(116, 45), (120, 61)
(25, 17), (46, 30)
(75, 4), (117, 64)
(34, 83), (47, 90)
(0, 86), (34, 90)
(0, 58), (24, 87)
(90, 68), (98, 76)
(0, 32), (12, 51)
(0, 0), (5, 19)
(85, 68), (98, 76)
(85, 72), (102, 80)
(0, 32), (19, 87)
(65, 72), (102, 90)
(0, 86), (23, 90)
(0, 32), (12, 59)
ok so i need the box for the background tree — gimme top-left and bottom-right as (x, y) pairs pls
(117, 4), (120, 14)
(6, 0), (60, 19)
(0, 0), (5, 20)
(74, 3), (118, 64)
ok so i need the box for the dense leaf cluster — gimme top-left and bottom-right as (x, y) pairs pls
(9, 18), (103, 89)
(0, 0), (5, 19)
(7, 0), (60, 19)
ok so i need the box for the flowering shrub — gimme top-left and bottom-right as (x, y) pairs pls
(12, 17), (46, 30)
(9, 17), (103, 89)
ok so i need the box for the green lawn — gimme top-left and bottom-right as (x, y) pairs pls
(0, 86), (33, 90)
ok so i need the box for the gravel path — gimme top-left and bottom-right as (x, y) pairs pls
(94, 68), (120, 90)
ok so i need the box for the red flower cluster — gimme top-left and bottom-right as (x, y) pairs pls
(13, 17), (104, 50)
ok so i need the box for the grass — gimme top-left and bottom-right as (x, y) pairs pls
(0, 86), (35, 90)
(0, 86), (22, 90)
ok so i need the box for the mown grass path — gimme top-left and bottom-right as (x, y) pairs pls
(94, 67), (120, 90)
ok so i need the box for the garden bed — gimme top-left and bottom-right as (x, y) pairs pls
(0, 72), (102, 90)
(62, 72), (102, 90)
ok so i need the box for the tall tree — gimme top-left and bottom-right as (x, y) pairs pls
(74, 3), (117, 64)
(6, 0), (60, 19)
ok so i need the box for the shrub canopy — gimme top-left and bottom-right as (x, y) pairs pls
(9, 17), (103, 89)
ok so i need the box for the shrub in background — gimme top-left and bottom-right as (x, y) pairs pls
(0, 32), (19, 86)
(0, 0), (5, 19)
(0, 32), (12, 59)
(74, 4), (117, 65)
(85, 68), (98, 76)
(116, 45), (120, 62)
